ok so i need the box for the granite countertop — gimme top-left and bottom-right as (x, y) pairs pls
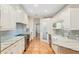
(1, 36), (24, 51)
(52, 36), (79, 51)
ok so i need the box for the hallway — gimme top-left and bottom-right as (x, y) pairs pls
(24, 37), (55, 54)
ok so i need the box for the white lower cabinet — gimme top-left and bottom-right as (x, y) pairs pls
(15, 39), (25, 54)
(1, 47), (12, 54)
(1, 38), (25, 54)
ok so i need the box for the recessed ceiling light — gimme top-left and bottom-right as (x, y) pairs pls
(34, 4), (39, 7)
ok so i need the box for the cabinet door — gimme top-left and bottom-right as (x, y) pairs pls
(13, 40), (23, 54)
(0, 5), (9, 30)
(70, 8), (79, 30)
(16, 11), (25, 24)
(23, 13), (28, 24)
(16, 12), (23, 23)
(18, 38), (25, 53)
(60, 8), (70, 30)
(12, 38), (25, 54)
(16, 9), (28, 25)
(0, 5), (16, 31)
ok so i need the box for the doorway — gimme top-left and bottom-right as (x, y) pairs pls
(36, 23), (40, 39)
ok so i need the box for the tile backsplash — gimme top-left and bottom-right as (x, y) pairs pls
(68, 30), (79, 40)
(53, 29), (79, 40)
(0, 30), (16, 43)
(53, 29), (64, 36)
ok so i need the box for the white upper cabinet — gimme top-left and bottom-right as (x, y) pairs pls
(22, 12), (28, 24)
(0, 5), (16, 31)
(21, 12), (28, 25)
(59, 8), (71, 29)
(70, 8), (79, 30)
(0, 5), (28, 31)
(15, 10), (24, 23)
(56, 6), (79, 30)
(15, 6), (28, 24)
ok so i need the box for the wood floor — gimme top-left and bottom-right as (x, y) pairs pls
(24, 37), (55, 54)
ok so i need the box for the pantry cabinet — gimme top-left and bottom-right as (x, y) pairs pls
(0, 5), (16, 31)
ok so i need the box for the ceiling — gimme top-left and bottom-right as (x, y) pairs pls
(22, 4), (66, 18)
